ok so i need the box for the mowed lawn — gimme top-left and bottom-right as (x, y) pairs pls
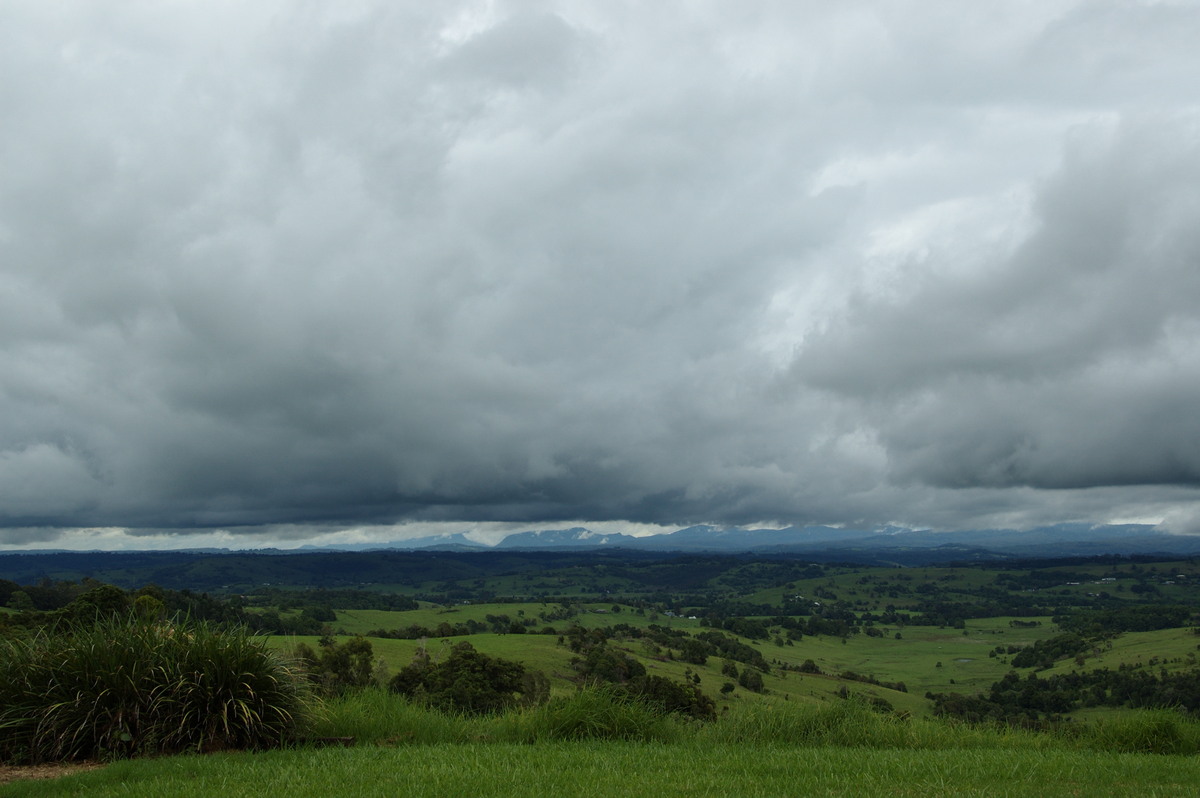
(7, 742), (1200, 798)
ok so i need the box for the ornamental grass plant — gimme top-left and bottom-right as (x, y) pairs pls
(0, 616), (313, 764)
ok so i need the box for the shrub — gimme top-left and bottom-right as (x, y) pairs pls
(626, 674), (717, 721)
(293, 636), (377, 694)
(0, 616), (312, 764)
(573, 644), (646, 684)
(738, 667), (765, 693)
(389, 641), (545, 715)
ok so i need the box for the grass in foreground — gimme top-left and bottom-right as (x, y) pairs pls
(6, 742), (1200, 798)
(6, 692), (1200, 796)
(307, 688), (1200, 756)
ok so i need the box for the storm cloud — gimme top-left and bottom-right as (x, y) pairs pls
(3, 1), (1200, 547)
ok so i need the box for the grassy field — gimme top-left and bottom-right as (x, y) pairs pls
(272, 602), (1194, 723)
(10, 694), (1200, 798)
(8, 618), (1200, 797)
(9, 742), (1200, 798)
(271, 631), (925, 710)
(9, 555), (1200, 795)
(1040, 627), (1200, 676)
(274, 604), (1067, 714)
(329, 603), (703, 634)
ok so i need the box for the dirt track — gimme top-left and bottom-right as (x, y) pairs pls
(0, 762), (105, 786)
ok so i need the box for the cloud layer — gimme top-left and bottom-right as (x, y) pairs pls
(3, 1), (1200, 545)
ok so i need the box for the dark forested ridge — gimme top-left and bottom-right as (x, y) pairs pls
(3, 547), (1200, 600)
(0, 549), (732, 593)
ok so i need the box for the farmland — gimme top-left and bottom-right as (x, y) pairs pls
(4, 549), (1200, 795)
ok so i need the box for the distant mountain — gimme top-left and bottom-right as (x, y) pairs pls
(628, 525), (884, 551)
(381, 521), (1200, 560)
(495, 528), (639, 548)
(5, 527), (1200, 591)
(385, 532), (488, 551)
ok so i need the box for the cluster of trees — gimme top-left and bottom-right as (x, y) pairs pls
(368, 620), (494, 640)
(569, 638), (717, 719)
(3, 578), (427, 639)
(1054, 605), (1196, 637)
(256, 588), (418, 612)
(555, 621), (770, 676)
(700, 616), (772, 639)
(2, 582), (168, 633)
(364, 613), (560, 641)
(389, 641), (548, 714)
(293, 636), (379, 694)
(718, 659), (767, 693)
(836, 670), (908, 693)
(1006, 633), (1092, 670)
(774, 612), (856, 638)
(930, 665), (1200, 723)
(693, 630), (771, 672)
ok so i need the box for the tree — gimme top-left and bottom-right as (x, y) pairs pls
(629, 674), (716, 720)
(133, 594), (165, 623)
(678, 638), (710, 666)
(574, 644), (646, 684)
(738, 667), (765, 693)
(294, 636), (376, 694)
(389, 641), (544, 715)
(8, 590), (34, 612)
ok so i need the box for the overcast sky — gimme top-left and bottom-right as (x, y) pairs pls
(3, 1), (1200, 550)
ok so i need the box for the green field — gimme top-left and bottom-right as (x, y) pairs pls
(9, 738), (1200, 797)
(9, 690), (1200, 796)
(275, 605), (1068, 715)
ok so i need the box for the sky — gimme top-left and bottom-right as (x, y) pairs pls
(3, 1), (1200, 551)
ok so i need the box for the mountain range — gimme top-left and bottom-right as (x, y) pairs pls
(328, 522), (1200, 559)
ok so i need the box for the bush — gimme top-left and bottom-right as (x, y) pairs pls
(626, 674), (717, 721)
(738, 667), (766, 693)
(0, 616), (312, 764)
(389, 641), (545, 715)
(293, 636), (377, 694)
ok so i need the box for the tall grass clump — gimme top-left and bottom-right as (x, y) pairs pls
(1078, 710), (1200, 755)
(699, 699), (903, 748)
(0, 616), (313, 764)
(314, 686), (684, 746)
(700, 698), (1060, 752)
(311, 688), (487, 745)
(503, 686), (684, 743)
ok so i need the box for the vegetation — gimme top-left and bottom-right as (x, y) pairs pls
(5, 551), (1200, 793)
(389, 641), (545, 715)
(8, 701), (1200, 797)
(292, 636), (378, 695)
(0, 616), (311, 764)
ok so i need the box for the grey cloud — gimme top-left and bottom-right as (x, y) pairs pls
(2, 2), (1200, 544)
(799, 118), (1200, 390)
(794, 117), (1200, 492)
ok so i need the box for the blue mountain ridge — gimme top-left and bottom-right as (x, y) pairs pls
(370, 522), (1200, 558)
